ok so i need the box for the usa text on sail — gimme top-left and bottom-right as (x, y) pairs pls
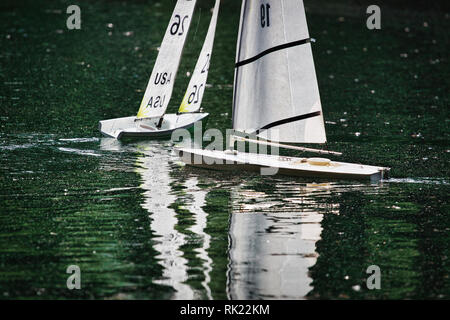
(137, 0), (197, 120)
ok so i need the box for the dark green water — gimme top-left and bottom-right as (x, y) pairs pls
(0, 0), (449, 299)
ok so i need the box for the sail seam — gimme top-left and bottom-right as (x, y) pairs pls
(235, 38), (311, 68)
(254, 111), (321, 134)
(280, 0), (296, 139)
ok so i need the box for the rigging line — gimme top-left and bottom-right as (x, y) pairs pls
(234, 136), (342, 156)
(254, 111), (321, 134)
(232, 0), (248, 128)
(235, 38), (311, 68)
(192, 7), (202, 42)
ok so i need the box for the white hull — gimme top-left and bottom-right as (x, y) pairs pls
(177, 148), (390, 181)
(99, 112), (208, 139)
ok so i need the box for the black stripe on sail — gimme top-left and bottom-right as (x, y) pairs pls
(254, 111), (321, 135)
(235, 38), (311, 68)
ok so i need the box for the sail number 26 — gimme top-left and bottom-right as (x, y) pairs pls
(260, 3), (271, 28)
(171, 14), (189, 36)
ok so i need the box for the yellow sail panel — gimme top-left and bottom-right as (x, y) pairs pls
(137, 97), (148, 118)
(178, 92), (190, 113)
(137, 0), (197, 119)
(178, 0), (220, 114)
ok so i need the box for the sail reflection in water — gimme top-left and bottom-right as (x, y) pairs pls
(184, 177), (213, 299)
(135, 143), (192, 299)
(100, 139), (213, 299)
(226, 181), (388, 299)
(227, 183), (335, 299)
(99, 139), (387, 299)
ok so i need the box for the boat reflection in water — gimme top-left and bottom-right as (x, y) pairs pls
(100, 138), (212, 299)
(100, 138), (386, 299)
(226, 180), (388, 299)
(227, 182), (329, 299)
(135, 142), (192, 299)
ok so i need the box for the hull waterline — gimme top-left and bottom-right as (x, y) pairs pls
(177, 148), (390, 182)
(99, 113), (208, 140)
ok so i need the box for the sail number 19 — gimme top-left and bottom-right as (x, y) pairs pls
(260, 3), (271, 28)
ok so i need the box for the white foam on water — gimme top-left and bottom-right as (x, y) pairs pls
(384, 177), (449, 185)
(59, 137), (100, 143)
(58, 147), (102, 157)
(0, 143), (36, 151)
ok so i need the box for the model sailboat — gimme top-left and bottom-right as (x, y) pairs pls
(178, 0), (390, 181)
(99, 0), (220, 139)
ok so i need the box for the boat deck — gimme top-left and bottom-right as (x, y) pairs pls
(177, 148), (390, 181)
(99, 113), (208, 139)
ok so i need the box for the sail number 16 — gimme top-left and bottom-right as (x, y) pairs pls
(260, 3), (271, 28)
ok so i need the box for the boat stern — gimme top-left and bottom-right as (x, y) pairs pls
(380, 166), (391, 180)
(99, 116), (136, 139)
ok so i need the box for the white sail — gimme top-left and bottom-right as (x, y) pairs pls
(232, 0), (326, 143)
(179, 0), (220, 113)
(137, 0), (197, 121)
